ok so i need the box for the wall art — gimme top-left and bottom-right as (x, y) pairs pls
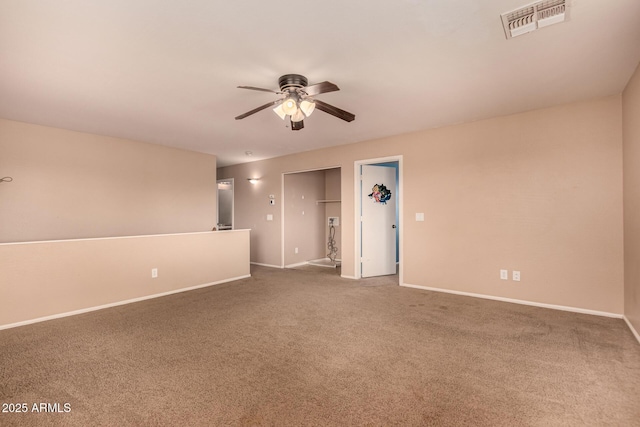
(368, 183), (391, 205)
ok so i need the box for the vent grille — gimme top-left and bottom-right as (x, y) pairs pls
(501, 0), (568, 39)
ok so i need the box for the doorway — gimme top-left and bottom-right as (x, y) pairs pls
(217, 179), (234, 230)
(354, 156), (403, 283)
(281, 167), (341, 269)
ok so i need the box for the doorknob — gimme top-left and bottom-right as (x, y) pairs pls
(392, 225), (396, 228)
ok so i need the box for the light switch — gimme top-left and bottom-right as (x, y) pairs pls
(266, 214), (273, 221)
(416, 213), (425, 221)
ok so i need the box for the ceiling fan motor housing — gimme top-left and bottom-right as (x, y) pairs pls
(278, 74), (308, 92)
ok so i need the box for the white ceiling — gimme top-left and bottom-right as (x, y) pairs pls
(1, 1), (639, 167)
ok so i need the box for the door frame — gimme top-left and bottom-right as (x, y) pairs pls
(281, 166), (342, 268)
(354, 156), (403, 284)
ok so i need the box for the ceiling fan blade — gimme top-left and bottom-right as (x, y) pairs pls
(235, 100), (281, 120)
(314, 99), (356, 122)
(302, 81), (340, 96)
(237, 86), (281, 94)
(291, 119), (304, 131)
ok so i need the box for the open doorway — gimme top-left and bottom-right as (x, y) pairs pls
(354, 156), (403, 283)
(217, 179), (234, 230)
(281, 167), (341, 270)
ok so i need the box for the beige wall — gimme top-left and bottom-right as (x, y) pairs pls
(0, 230), (250, 327)
(0, 119), (217, 243)
(284, 170), (326, 266)
(219, 96), (624, 314)
(623, 62), (640, 333)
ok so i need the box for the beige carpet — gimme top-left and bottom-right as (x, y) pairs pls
(1, 265), (639, 426)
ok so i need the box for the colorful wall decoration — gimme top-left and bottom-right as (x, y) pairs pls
(368, 183), (392, 205)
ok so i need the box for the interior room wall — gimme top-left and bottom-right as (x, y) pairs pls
(324, 168), (342, 261)
(0, 119), (217, 243)
(623, 62), (640, 335)
(0, 230), (250, 328)
(218, 95), (623, 314)
(231, 175), (278, 266)
(283, 170), (326, 266)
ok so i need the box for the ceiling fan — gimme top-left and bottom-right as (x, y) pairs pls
(235, 74), (355, 131)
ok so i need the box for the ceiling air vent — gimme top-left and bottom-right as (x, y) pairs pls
(501, 0), (568, 39)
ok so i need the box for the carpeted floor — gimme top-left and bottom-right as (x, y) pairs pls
(1, 264), (639, 426)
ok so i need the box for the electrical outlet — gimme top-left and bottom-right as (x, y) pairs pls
(500, 269), (508, 280)
(295, 247), (299, 254)
(513, 271), (521, 281)
(151, 268), (158, 278)
(328, 217), (339, 226)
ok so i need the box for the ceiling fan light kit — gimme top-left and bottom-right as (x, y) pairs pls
(272, 103), (287, 120)
(282, 97), (299, 116)
(235, 74), (355, 131)
(300, 99), (315, 117)
(291, 109), (305, 123)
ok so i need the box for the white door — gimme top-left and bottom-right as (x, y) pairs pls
(361, 165), (397, 277)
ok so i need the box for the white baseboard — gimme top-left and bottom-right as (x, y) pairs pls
(401, 282), (623, 319)
(0, 274), (251, 331)
(341, 275), (358, 280)
(623, 316), (640, 345)
(284, 261), (309, 268)
(250, 262), (283, 269)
